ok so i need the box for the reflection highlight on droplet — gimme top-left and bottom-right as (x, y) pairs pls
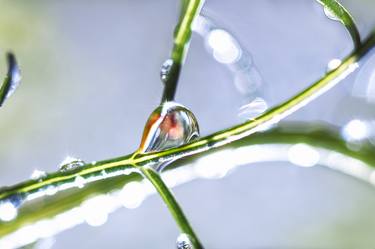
(323, 6), (340, 21)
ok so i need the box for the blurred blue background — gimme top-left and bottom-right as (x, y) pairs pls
(1, 0), (375, 248)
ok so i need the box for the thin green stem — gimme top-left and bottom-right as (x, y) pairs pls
(2, 122), (375, 241)
(1, 31), (374, 204)
(161, 0), (204, 102)
(317, 0), (361, 48)
(140, 166), (203, 248)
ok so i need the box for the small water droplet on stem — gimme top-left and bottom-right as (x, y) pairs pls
(176, 233), (194, 249)
(59, 156), (85, 172)
(323, 6), (340, 21)
(160, 59), (174, 84)
(30, 169), (47, 181)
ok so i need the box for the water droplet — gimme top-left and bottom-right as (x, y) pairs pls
(327, 58), (342, 72)
(176, 233), (194, 249)
(0, 194), (23, 222)
(160, 59), (174, 84)
(323, 6), (339, 21)
(139, 102), (199, 171)
(59, 156), (85, 172)
(74, 176), (86, 189)
(30, 169), (47, 181)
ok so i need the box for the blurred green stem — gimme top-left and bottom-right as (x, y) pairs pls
(140, 166), (203, 248)
(161, 0), (204, 102)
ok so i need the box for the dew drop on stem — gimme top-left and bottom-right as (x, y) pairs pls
(160, 59), (174, 84)
(327, 58), (342, 72)
(139, 102), (200, 172)
(176, 233), (194, 249)
(30, 169), (47, 181)
(323, 6), (340, 21)
(59, 156), (85, 172)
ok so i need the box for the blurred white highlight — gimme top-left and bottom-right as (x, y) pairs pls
(342, 119), (369, 141)
(288, 143), (320, 167)
(81, 195), (117, 227)
(120, 182), (147, 209)
(0, 202), (18, 222)
(207, 29), (241, 64)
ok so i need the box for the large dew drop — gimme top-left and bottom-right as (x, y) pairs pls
(176, 233), (194, 249)
(59, 156), (85, 172)
(139, 102), (199, 172)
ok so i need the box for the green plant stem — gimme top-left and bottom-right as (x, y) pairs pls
(317, 0), (361, 48)
(161, 0), (204, 102)
(2, 122), (375, 240)
(140, 166), (203, 248)
(1, 31), (374, 205)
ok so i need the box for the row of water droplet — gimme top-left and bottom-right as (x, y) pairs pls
(0, 156), (102, 223)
